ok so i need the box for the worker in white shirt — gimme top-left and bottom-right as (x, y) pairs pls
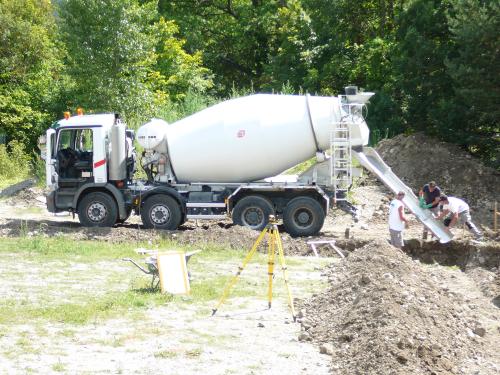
(388, 191), (409, 249)
(436, 195), (482, 240)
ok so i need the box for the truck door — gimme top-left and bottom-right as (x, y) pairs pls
(92, 127), (107, 183)
(55, 127), (95, 182)
(43, 128), (56, 188)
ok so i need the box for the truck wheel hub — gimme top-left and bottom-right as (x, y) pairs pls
(151, 205), (170, 224)
(296, 209), (312, 226)
(243, 207), (263, 227)
(88, 203), (107, 222)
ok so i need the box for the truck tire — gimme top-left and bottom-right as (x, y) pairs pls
(283, 196), (325, 237)
(141, 194), (182, 230)
(232, 195), (274, 231)
(78, 192), (118, 227)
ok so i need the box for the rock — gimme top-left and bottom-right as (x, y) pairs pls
(257, 322), (265, 328)
(298, 332), (310, 342)
(319, 343), (334, 355)
(359, 275), (371, 285)
(472, 326), (486, 337)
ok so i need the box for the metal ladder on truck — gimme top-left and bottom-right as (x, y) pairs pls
(330, 100), (356, 202)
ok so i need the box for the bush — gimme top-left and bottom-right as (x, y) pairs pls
(0, 140), (32, 188)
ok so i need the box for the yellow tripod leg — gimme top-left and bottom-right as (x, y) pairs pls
(212, 227), (269, 316)
(275, 228), (297, 321)
(267, 227), (276, 309)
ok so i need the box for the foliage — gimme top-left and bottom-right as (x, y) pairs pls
(1, 0), (498, 168)
(151, 18), (213, 101)
(0, 0), (61, 151)
(58, 0), (159, 121)
(159, 0), (317, 93)
(393, 0), (455, 135)
(58, 0), (212, 123)
(0, 141), (32, 188)
(446, 0), (500, 165)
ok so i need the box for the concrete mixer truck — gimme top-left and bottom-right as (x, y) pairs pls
(39, 88), (453, 241)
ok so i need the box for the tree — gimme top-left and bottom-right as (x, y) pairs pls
(159, 0), (315, 94)
(392, 0), (455, 135)
(446, 0), (500, 164)
(58, 0), (213, 122)
(58, 0), (159, 120)
(151, 18), (213, 102)
(0, 0), (61, 150)
(261, 0), (318, 92)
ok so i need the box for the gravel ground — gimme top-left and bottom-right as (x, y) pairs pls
(0, 183), (499, 374)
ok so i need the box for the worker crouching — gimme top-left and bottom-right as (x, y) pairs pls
(435, 195), (482, 241)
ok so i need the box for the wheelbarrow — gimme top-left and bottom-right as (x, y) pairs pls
(123, 249), (200, 290)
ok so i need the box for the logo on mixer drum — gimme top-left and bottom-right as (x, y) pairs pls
(237, 129), (246, 138)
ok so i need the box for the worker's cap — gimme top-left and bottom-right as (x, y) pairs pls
(397, 191), (405, 197)
(439, 194), (448, 202)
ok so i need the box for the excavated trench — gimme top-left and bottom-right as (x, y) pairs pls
(403, 239), (500, 308)
(328, 237), (500, 309)
(403, 239), (500, 271)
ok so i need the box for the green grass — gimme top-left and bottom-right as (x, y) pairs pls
(154, 349), (179, 359)
(0, 235), (329, 325)
(0, 288), (173, 325)
(185, 348), (203, 358)
(284, 157), (316, 175)
(14, 206), (45, 215)
(0, 176), (26, 190)
(52, 361), (65, 372)
(0, 236), (137, 261)
(0, 141), (32, 189)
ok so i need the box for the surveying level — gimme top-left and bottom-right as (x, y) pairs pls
(212, 215), (297, 321)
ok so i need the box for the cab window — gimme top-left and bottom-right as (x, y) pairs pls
(75, 129), (93, 152)
(58, 129), (73, 150)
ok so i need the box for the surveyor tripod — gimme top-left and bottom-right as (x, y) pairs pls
(212, 216), (297, 321)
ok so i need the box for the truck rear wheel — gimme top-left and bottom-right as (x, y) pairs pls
(78, 192), (118, 227)
(232, 195), (274, 231)
(141, 194), (182, 230)
(283, 196), (325, 237)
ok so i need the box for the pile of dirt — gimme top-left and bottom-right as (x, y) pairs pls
(377, 133), (500, 226)
(297, 240), (496, 374)
(0, 217), (332, 256)
(2, 187), (46, 207)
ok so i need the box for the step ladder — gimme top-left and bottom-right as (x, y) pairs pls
(330, 99), (358, 201)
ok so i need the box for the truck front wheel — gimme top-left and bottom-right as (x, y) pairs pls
(283, 197), (325, 237)
(232, 195), (274, 231)
(78, 192), (118, 227)
(141, 194), (182, 230)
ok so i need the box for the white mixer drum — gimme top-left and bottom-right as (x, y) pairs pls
(137, 118), (169, 151)
(149, 94), (369, 183)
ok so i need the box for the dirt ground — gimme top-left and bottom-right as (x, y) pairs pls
(0, 178), (499, 374)
(377, 133), (500, 226)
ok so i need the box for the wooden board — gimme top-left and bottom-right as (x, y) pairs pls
(157, 251), (190, 295)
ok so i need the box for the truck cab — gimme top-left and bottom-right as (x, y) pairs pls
(41, 112), (135, 226)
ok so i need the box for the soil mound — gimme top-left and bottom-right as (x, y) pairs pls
(0, 217), (324, 256)
(298, 240), (491, 374)
(376, 133), (500, 226)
